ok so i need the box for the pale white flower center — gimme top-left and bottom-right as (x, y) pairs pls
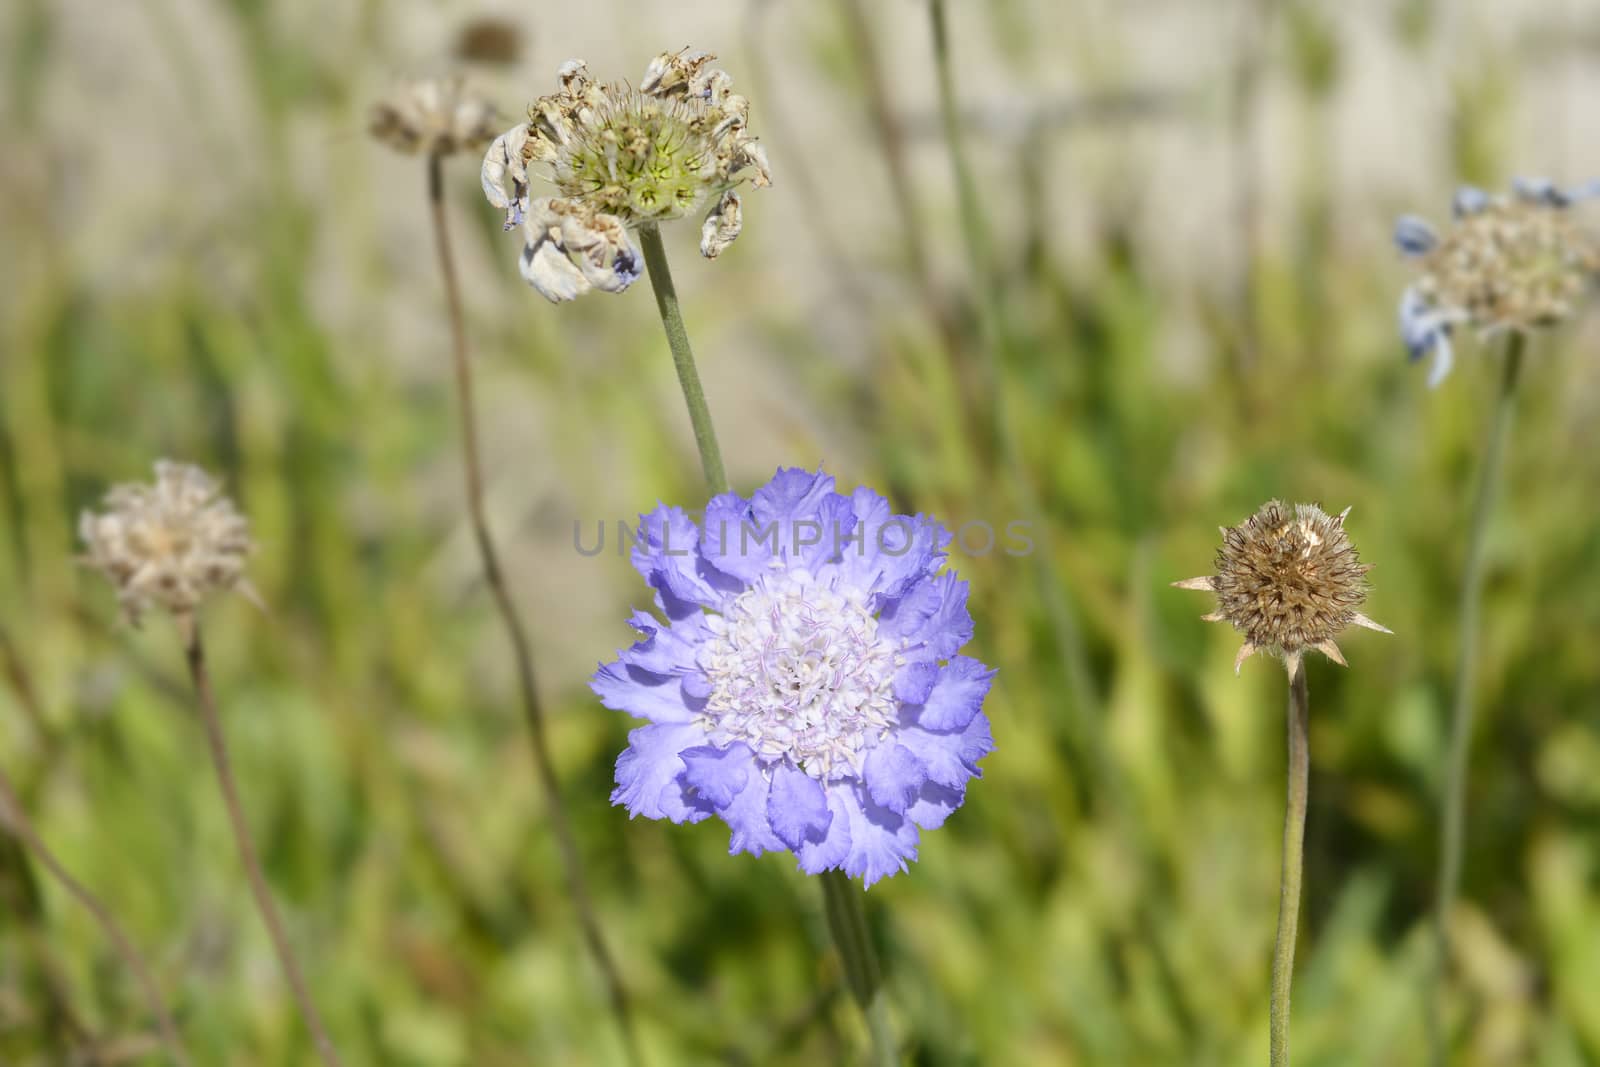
(698, 571), (902, 781)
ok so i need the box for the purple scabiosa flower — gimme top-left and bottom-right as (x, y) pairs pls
(1395, 177), (1600, 387)
(593, 467), (994, 886)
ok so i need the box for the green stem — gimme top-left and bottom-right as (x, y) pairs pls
(428, 155), (643, 1065)
(1270, 661), (1311, 1067)
(638, 225), (893, 1065)
(1430, 330), (1525, 1064)
(821, 870), (898, 1067)
(638, 223), (730, 497)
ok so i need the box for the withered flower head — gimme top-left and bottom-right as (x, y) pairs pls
(1395, 177), (1600, 387)
(1174, 500), (1390, 676)
(369, 76), (501, 158)
(79, 461), (257, 628)
(480, 49), (771, 302)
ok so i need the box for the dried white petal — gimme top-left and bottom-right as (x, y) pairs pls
(641, 49), (715, 96)
(482, 124), (530, 229)
(700, 190), (743, 260)
(520, 236), (590, 302)
(561, 209), (643, 293)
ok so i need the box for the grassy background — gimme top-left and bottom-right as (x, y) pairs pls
(2, 0), (1599, 1063)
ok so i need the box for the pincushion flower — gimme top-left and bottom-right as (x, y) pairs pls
(1395, 177), (1600, 387)
(369, 76), (500, 158)
(481, 49), (772, 302)
(1174, 500), (1389, 676)
(79, 461), (257, 626)
(593, 468), (994, 886)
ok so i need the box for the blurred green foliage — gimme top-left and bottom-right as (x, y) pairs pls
(2, 1), (1599, 1065)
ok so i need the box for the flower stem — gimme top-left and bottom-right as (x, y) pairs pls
(427, 154), (643, 1066)
(1430, 330), (1526, 1064)
(184, 626), (343, 1067)
(638, 222), (730, 496)
(0, 763), (192, 1066)
(821, 870), (898, 1067)
(1270, 660), (1311, 1067)
(637, 222), (894, 1066)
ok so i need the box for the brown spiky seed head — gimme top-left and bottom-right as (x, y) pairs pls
(1213, 500), (1369, 653)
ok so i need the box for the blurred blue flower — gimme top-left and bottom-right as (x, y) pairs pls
(1393, 215), (1438, 257)
(1452, 185), (1491, 218)
(1395, 178), (1600, 387)
(1396, 284), (1462, 388)
(593, 467), (994, 886)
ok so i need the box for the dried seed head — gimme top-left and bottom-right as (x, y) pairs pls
(79, 461), (256, 627)
(1420, 199), (1597, 329)
(1395, 178), (1600, 386)
(369, 76), (500, 158)
(481, 49), (770, 299)
(1174, 500), (1390, 675)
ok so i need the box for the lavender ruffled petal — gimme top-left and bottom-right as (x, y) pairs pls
(898, 712), (995, 790)
(591, 660), (697, 724)
(863, 742), (927, 814)
(795, 783), (853, 873)
(680, 742), (752, 808)
(837, 784), (920, 887)
(914, 656), (997, 732)
(878, 572), (974, 664)
(768, 759), (832, 849)
(612, 722), (714, 822)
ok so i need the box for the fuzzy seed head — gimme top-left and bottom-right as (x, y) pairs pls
(369, 76), (500, 157)
(79, 461), (255, 625)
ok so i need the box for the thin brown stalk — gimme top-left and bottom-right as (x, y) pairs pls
(183, 626), (342, 1067)
(426, 152), (642, 1063)
(0, 762), (192, 1066)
